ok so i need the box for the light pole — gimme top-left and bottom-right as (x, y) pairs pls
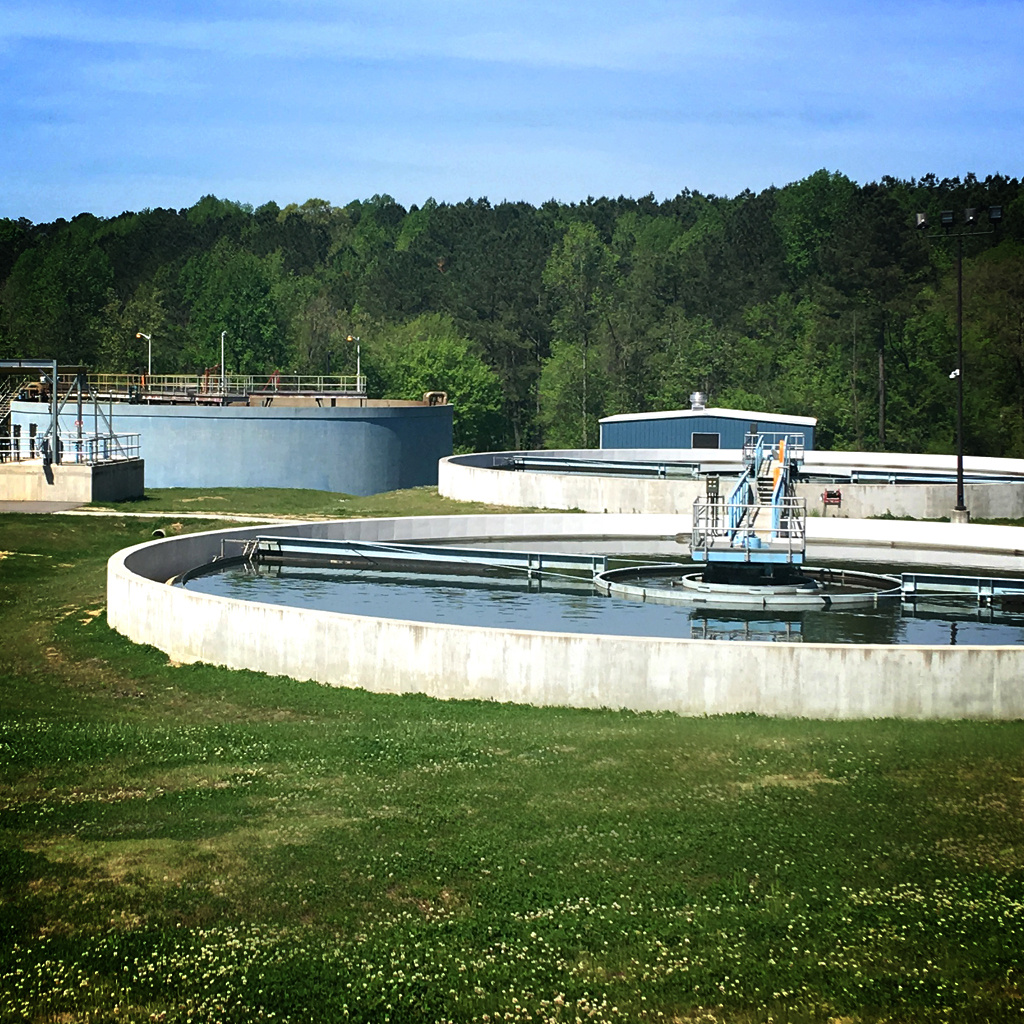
(916, 205), (1002, 523)
(136, 332), (152, 377)
(346, 335), (361, 391)
(220, 331), (227, 394)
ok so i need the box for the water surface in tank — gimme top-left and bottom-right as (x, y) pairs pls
(184, 558), (1024, 646)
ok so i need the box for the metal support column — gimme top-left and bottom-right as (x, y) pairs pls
(50, 359), (59, 464)
(955, 231), (966, 513)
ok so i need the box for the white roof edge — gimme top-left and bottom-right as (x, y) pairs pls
(599, 408), (817, 427)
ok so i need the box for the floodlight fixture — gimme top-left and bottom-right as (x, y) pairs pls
(916, 212), (929, 230)
(346, 334), (362, 385)
(136, 332), (153, 376)
(940, 210), (955, 229)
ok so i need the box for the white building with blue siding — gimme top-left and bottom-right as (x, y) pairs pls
(599, 407), (817, 451)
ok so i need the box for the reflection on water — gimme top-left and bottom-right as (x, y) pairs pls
(184, 560), (1024, 646)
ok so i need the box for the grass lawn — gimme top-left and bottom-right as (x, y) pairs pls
(1, 501), (1023, 1023)
(87, 485), (562, 519)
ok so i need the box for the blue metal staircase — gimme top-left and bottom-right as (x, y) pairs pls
(691, 432), (807, 566)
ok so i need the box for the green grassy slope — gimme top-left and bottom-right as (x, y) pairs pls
(1, 506), (1022, 1023)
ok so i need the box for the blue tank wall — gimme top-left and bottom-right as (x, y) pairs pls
(11, 402), (453, 495)
(600, 415), (815, 450)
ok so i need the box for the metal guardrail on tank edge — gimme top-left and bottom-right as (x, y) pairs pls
(86, 373), (366, 396)
(0, 431), (140, 465)
(493, 454), (702, 479)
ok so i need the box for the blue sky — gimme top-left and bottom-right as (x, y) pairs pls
(1, 0), (1021, 223)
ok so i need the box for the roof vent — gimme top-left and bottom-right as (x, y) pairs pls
(689, 391), (706, 411)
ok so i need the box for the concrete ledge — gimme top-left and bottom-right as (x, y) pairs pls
(108, 514), (1024, 720)
(0, 459), (144, 502)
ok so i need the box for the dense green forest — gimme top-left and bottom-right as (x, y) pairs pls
(2, 170), (1023, 455)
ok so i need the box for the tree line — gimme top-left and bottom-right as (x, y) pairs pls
(2, 171), (1023, 455)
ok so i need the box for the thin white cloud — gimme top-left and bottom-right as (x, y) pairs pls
(0, 1), (1015, 74)
(1, 0), (1021, 221)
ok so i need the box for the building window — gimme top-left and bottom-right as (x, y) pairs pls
(691, 432), (720, 449)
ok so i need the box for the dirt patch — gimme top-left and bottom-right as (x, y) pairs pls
(937, 835), (1024, 870)
(387, 883), (465, 919)
(740, 770), (843, 791)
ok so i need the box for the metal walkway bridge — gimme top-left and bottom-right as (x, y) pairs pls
(217, 536), (610, 577)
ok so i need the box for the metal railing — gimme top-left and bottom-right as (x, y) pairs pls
(0, 431), (140, 466)
(224, 537), (610, 576)
(87, 373), (366, 396)
(0, 377), (16, 422)
(690, 431), (808, 563)
(691, 496), (807, 562)
(493, 454), (701, 479)
(742, 431), (806, 465)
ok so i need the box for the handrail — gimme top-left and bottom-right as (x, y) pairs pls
(0, 378), (15, 429)
(86, 373), (367, 396)
(10, 373), (368, 399)
(494, 455), (702, 480)
(770, 471), (787, 533)
(232, 536), (610, 576)
(744, 431), (806, 462)
(690, 496), (807, 563)
(0, 431), (140, 465)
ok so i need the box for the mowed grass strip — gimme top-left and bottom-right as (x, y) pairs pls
(1, 507), (1023, 1024)
(87, 484), (564, 519)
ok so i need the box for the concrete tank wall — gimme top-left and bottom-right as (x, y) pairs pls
(12, 401), (452, 496)
(440, 450), (1024, 519)
(108, 513), (1024, 720)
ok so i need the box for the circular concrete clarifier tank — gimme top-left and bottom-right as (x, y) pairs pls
(108, 513), (1024, 719)
(437, 449), (1024, 519)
